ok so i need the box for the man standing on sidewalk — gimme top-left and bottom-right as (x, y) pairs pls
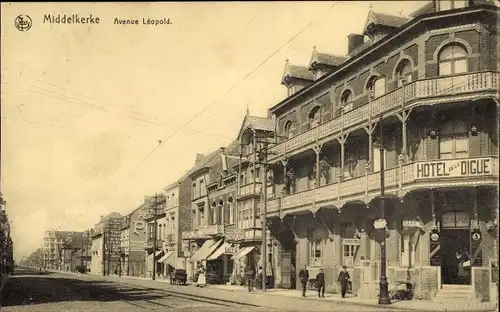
(298, 265), (309, 297)
(337, 265), (350, 298)
(246, 265), (255, 292)
(316, 268), (325, 298)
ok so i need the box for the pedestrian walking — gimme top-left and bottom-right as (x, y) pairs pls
(316, 268), (325, 298)
(298, 265), (309, 297)
(246, 265), (255, 292)
(337, 265), (350, 298)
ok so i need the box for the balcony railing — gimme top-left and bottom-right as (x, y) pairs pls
(239, 182), (262, 197)
(269, 71), (499, 160)
(267, 156), (499, 214)
(181, 224), (224, 240)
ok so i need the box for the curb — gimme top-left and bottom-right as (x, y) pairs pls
(48, 269), (496, 312)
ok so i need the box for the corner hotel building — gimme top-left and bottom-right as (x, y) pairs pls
(244, 0), (500, 303)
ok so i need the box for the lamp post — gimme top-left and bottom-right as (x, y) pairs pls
(373, 122), (391, 305)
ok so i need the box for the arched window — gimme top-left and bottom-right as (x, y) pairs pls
(228, 197), (234, 224)
(308, 106), (321, 128)
(284, 121), (295, 139)
(395, 59), (412, 87)
(211, 202), (217, 225)
(340, 90), (354, 112)
(218, 200), (224, 225)
(367, 76), (386, 98)
(439, 119), (469, 159)
(438, 44), (468, 76)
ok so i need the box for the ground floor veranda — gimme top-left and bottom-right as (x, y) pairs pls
(266, 186), (498, 302)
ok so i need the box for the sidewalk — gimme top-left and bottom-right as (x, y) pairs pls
(51, 269), (498, 312)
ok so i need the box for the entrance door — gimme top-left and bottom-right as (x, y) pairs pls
(281, 252), (292, 289)
(440, 211), (471, 285)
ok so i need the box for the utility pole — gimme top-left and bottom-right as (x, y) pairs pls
(84, 229), (89, 274)
(151, 193), (164, 281)
(102, 227), (106, 276)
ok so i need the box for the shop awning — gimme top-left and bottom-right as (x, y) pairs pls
(231, 246), (255, 261)
(148, 250), (163, 260)
(207, 242), (231, 261)
(157, 250), (174, 263)
(190, 239), (222, 263)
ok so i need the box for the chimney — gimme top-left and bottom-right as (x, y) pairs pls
(195, 153), (204, 164)
(347, 34), (364, 54)
(220, 147), (225, 153)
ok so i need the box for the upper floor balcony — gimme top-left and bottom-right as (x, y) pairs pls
(238, 182), (262, 199)
(268, 71), (499, 162)
(266, 155), (499, 216)
(163, 233), (176, 246)
(181, 224), (224, 240)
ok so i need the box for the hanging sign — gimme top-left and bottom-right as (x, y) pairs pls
(342, 238), (360, 246)
(133, 220), (146, 235)
(415, 158), (491, 179)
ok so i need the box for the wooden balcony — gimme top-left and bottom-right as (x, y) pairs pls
(238, 182), (262, 198)
(268, 71), (499, 162)
(181, 225), (224, 240)
(267, 156), (499, 216)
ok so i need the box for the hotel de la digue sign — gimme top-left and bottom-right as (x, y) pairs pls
(415, 157), (492, 179)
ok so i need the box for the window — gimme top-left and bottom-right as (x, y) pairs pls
(200, 179), (205, 197)
(192, 183), (196, 199)
(438, 44), (467, 76)
(343, 245), (356, 267)
(439, 0), (467, 11)
(340, 90), (354, 112)
(228, 198), (234, 224)
(171, 217), (175, 231)
(211, 202), (217, 225)
(223, 201), (230, 225)
(191, 210), (196, 229)
(400, 234), (416, 267)
(310, 240), (323, 266)
(367, 76), (386, 98)
(439, 119), (469, 159)
(217, 201), (223, 225)
(284, 121), (295, 139)
(308, 106), (321, 128)
(396, 59), (412, 87)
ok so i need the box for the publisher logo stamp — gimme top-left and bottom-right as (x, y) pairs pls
(15, 14), (32, 31)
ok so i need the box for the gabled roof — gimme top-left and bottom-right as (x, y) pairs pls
(309, 48), (347, 69)
(363, 10), (410, 35)
(409, 1), (435, 17)
(281, 61), (314, 85)
(188, 148), (223, 178)
(236, 113), (276, 142)
(55, 231), (84, 241)
(64, 237), (91, 249)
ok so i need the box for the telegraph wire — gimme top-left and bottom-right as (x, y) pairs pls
(84, 1), (342, 210)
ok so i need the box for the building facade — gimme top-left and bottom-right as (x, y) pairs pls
(159, 173), (192, 277)
(145, 210), (166, 278)
(90, 212), (122, 275)
(120, 203), (149, 277)
(42, 230), (82, 270)
(251, 0), (499, 303)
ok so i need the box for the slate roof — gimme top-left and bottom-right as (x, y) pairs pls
(408, 2), (435, 17)
(64, 237), (91, 249)
(281, 64), (314, 84)
(189, 148), (223, 178)
(55, 231), (84, 241)
(364, 10), (410, 34)
(310, 50), (347, 68)
(246, 116), (276, 133)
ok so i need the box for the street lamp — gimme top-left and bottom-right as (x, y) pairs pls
(373, 122), (391, 305)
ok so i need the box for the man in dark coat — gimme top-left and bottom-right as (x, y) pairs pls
(316, 268), (326, 298)
(298, 265), (309, 297)
(246, 265), (255, 292)
(337, 265), (350, 298)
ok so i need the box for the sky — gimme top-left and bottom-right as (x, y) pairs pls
(1, 1), (426, 260)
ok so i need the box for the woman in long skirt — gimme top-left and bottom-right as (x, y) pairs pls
(196, 263), (207, 287)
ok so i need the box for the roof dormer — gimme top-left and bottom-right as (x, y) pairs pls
(309, 46), (347, 80)
(281, 59), (314, 97)
(363, 10), (410, 42)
